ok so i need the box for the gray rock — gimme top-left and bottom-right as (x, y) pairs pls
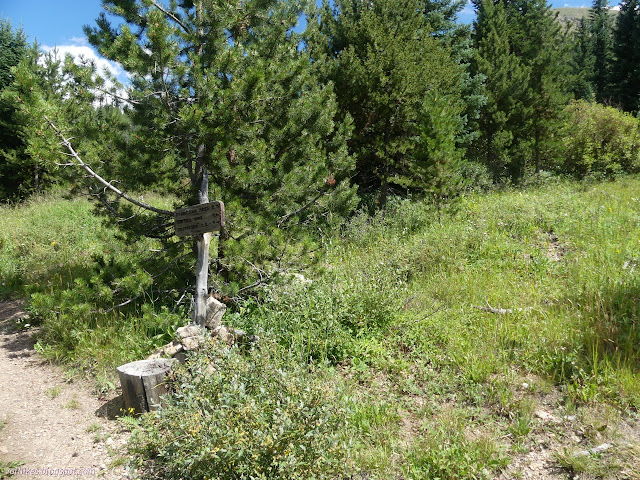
(205, 296), (227, 330)
(176, 325), (203, 339)
(181, 335), (203, 351)
(213, 325), (233, 344)
(163, 341), (183, 357)
(213, 325), (258, 346)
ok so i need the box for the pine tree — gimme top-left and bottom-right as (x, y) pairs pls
(589, 0), (614, 102)
(306, 0), (464, 207)
(472, 0), (570, 180)
(0, 20), (30, 200)
(611, 0), (640, 112)
(518, 0), (571, 174)
(569, 17), (597, 101)
(471, 0), (529, 179)
(14, 0), (358, 296)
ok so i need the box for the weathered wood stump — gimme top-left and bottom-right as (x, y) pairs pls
(116, 358), (177, 414)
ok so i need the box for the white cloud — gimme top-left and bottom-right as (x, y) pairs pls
(41, 42), (126, 83)
(40, 40), (130, 106)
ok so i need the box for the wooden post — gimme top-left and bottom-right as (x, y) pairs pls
(195, 231), (211, 329)
(195, 166), (209, 329)
(173, 168), (225, 330)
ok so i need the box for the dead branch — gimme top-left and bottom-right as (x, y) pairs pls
(473, 301), (534, 315)
(45, 116), (173, 216)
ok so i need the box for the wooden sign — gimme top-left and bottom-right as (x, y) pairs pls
(174, 201), (225, 237)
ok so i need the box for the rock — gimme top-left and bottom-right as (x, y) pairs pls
(176, 325), (202, 339)
(291, 273), (312, 285)
(575, 443), (613, 457)
(163, 341), (183, 357)
(205, 296), (226, 330)
(535, 410), (560, 424)
(213, 325), (233, 344)
(213, 325), (259, 346)
(181, 335), (202, 351)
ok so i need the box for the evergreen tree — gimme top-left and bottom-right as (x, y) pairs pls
(569, 17), (597, 101)
(0, 20), (30, 200)
(472, 0), (570, 180)
(14, 0), (358, 295)
(518, 0), (570, 174)
(589, 0), (614, 102)
(306, 0), (464, 207)
(611, 0), (640, 112)
(471, 0), (529, 179)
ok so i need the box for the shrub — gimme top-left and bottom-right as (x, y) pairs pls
(560, 100), (640, 178)
(129, 343), (356, 480)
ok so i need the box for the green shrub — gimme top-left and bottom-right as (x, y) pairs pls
(129, 343), (356, 480)
(561, 100), (640, 178)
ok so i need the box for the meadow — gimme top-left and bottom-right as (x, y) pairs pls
(1, 177), (639, 478)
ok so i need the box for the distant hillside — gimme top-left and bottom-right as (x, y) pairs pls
(553, 6), (619, 28)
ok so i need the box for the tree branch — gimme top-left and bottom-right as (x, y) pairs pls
(45, 116), (173, 216)
(278, 191), (326, 228)
(151, 1), (191, 35)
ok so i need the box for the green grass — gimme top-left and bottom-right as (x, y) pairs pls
(0, 191), (183, 388)
(3, 178), (640, 478)
(226, 177), (640, 478)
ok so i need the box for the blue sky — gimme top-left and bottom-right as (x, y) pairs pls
(0, 0), (623, 84)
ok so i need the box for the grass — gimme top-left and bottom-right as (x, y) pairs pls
(3, 178), (640, 478)
(0, 190), (184, 388)
(45, 386), (62, 399)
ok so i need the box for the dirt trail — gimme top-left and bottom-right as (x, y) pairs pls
(0, 300), (130, 479)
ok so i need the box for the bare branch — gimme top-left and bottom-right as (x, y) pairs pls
(45, 116), (173, 216)
(473, 301), (534, 315)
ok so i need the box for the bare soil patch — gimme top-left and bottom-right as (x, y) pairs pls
(0, 300), (130, 479)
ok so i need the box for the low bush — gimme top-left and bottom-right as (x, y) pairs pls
(129, 343), (356, 480)
(560, 100), (640, 178)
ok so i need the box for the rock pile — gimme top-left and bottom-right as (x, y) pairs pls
(147, 295), (258, 362)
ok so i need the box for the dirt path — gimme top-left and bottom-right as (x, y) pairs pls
(0, 300), (130, 479)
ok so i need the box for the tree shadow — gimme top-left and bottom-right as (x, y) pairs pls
(95, 395), (126, 421)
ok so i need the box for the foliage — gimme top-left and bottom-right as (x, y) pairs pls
(471, 0), (529, 180)
(129, 344), (356, 480)
(611, 0), (640, 112)
(0, 192), (183, 388)
(306, 0), (464, 206)
(0, 20), (31, 201)
(560, 100), (640, 177)
(78, 0), (358, 294)
(471, 0), (571, 182)
(589, 0), (615, 103)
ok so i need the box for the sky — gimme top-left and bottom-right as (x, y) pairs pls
(0, 0), (624, 85)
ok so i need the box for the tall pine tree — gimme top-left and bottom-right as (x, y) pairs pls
(15, 0), (358, 295)
(471, 0), (529, 179)
(611, 0), (640, 112)
(589, 0), (614, 102)
(472, 0), (570, 180)
(306, 0), (465, 207)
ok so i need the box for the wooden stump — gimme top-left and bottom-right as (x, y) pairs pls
(116, 358), (177, 414)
